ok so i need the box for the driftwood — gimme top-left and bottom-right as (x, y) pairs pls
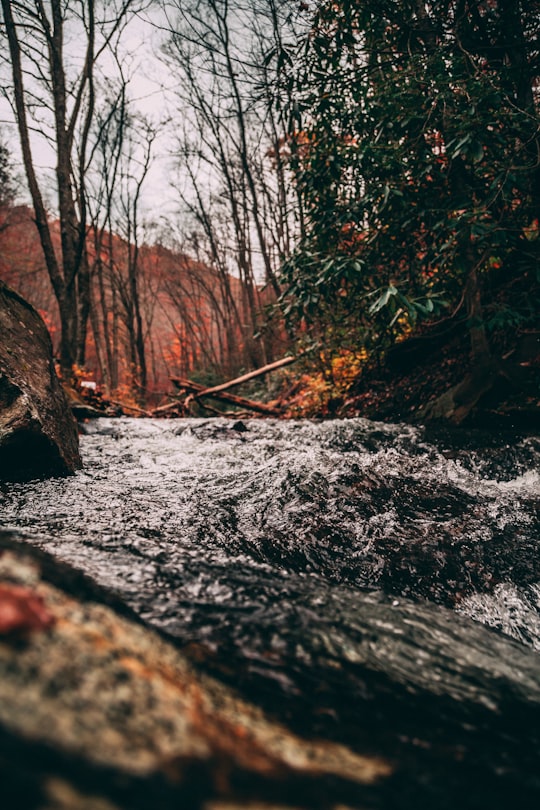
(155, 356), (298, 417)
(171, 377), (282, 416)
(192, 355), (297, 397)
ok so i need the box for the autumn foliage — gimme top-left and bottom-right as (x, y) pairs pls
(0, 205), (277, 405)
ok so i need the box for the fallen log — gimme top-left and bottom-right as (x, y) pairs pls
(153, 358), (297, 418)
(164, 356), (298, 418)
(107, 398), (152, 417)
(193, 355), (297, 397)
(151, 399), (185, 416)
(169, 377), (282, 416)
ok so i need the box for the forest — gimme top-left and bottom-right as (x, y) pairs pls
(1, 4), (540, 809)
(0, 0), (538, 423)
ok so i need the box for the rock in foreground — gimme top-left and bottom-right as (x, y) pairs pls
(0, 281), (81, 481)
(0, 534), (390, 810)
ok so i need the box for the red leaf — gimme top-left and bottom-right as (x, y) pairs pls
(0, 583), (56, 636)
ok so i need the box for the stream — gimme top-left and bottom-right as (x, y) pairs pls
(1, 416), (540, 808)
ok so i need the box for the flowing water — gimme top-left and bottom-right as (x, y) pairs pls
(1, 417), (540, 807)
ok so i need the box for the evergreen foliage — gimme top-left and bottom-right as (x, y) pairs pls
(279, 0), (539, 358)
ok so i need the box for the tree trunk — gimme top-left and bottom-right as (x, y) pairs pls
(58, 282), (78, 380)
(464, 254), (491, 369)
(76, 253), (91, 368)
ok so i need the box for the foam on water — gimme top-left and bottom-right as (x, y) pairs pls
(1, 418), (539, 648)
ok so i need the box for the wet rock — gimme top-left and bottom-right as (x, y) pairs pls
(0, 534), (390, 810)
(0, 281), (81, 481)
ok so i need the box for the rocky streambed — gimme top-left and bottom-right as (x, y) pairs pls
(1, 416), (539, 808)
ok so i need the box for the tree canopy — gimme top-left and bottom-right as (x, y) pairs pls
(279, 0), (539, 364)
(1, 0), (538, 417)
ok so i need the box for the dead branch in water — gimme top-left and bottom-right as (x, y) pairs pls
(154, 356), (298, 417)
(192, 355), (297, 397)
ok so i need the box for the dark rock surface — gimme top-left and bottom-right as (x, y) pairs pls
(0, 280), (81, 481)
(2, 526), (540, 809)
(0, 533), (390, 810)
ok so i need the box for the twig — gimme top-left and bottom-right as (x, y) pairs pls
(108, 398), (152, 416)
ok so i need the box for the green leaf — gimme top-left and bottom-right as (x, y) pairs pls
(449, 134), (471, 158)
(468, 141), (484, 163)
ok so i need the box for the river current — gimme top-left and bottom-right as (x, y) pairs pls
(1, 416), (540, 807)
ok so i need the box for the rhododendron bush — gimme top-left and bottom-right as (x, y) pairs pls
(278, 0), (539, 366)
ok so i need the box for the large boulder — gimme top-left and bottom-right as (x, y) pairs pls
(0, 280), (81, 481)
(0, 533), (390, 810)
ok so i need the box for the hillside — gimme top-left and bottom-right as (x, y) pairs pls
(0, 205), (278, 405)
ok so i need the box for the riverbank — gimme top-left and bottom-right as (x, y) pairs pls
(342, 331), (540, 430)
(274, 323), (539, 430)
(66, 325), (539, 431)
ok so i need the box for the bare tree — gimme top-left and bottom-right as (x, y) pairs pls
(160, 0), (301, 371)
(0, 0), (141, 377)
(0, 135), (17, 211)
(85, 75), (156, 401)
(113, 109), (155, 400)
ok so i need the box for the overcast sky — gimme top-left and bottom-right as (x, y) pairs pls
(0, 7), (179, 223)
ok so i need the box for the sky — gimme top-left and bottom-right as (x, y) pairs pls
(0, 6), (179, 224)
(0, 0), (302, 265)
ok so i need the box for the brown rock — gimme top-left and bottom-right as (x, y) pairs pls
(0, 280), (81, 480)
(0, 538), (391, 810)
